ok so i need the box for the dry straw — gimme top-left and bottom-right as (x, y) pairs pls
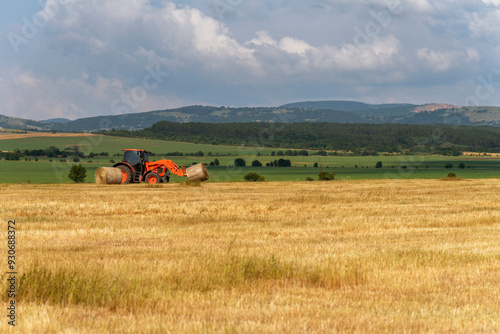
(94, 167), (122, 184)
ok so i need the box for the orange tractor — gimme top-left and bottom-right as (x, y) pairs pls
(113, 149), (209, 184)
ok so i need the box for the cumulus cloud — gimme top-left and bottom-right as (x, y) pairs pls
(482, 0), (500, 6)
(417, 47), (479, 72)
(0, 0), (498, 119)
(467, 9), (500, 38)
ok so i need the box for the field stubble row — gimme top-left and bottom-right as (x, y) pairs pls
(0, 180), (499, 333)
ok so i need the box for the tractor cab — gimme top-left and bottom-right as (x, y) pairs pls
(117, 149), (152, 183)
(122, 149), (148, 173)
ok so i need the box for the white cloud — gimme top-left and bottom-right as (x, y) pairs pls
(0, 67), (179, 120)
(0, 0), (499, 120)
(467, 9), (500, 38)
(15, 71), (42, 88)
(278, 37), (318, 55)
(247, 31), (278, 47)
(482, 0), (500, 6)
(416, 48), (478, 72)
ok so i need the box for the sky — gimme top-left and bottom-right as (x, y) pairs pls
(1, 0), (500, 120)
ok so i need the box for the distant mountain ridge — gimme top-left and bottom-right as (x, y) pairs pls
(1, 100), (500, 132)
(280, 100), (415, 112)
(43, 118), (72, 123)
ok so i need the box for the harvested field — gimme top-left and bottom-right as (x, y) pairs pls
(1, 180), (499, 333)
(0, 132), (97, 140)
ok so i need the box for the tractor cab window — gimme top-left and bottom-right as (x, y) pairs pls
(142, 152), (149, 162)
(123, 150), (142, 172)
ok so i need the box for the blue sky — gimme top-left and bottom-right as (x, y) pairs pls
(1, 0), (500, 120)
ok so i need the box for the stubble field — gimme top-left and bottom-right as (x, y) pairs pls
(1, 180), (499, 333)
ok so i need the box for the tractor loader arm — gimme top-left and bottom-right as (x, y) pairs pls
(152, 159), (187, 177)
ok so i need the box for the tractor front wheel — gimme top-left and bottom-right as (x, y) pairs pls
(146, 172), (160, 184)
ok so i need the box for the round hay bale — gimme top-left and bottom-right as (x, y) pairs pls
(186, 163), (210, 182)
(95, 167), (123, 184)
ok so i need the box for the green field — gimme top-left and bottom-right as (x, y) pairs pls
(0, 159), (498, 184)
(0, 134), (276, 155)
(1, 134), (499, 183)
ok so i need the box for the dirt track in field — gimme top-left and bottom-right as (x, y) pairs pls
(0, 132), (96, 140)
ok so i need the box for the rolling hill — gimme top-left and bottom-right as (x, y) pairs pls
(1, 101), (500, 132)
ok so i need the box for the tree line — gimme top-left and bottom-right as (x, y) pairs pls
(97, 122), (500, 153)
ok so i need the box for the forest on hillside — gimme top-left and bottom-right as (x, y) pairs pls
(97, 122), (500, 154)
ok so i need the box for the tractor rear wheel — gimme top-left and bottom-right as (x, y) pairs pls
(146, 172), (160, 184)
(116, 165), (132, 184)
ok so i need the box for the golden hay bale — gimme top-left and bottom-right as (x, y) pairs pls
(95, 167), (123, 184)
(186, 163), (210, 182)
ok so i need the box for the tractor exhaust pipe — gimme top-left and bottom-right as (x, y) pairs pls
(186, 163), (210, 182)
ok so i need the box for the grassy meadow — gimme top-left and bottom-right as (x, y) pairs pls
(0, 156), (498, 184)
(0, 133), (275, 156)
(1, 180), (499, 333)
(0, 133), (499, 183)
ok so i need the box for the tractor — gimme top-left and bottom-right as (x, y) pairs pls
(113, 149), (209, 184)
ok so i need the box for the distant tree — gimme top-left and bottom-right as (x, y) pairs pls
(209, 161), (215, 166)
(444, 163), (453, 169)
(234, 158), (246, 167)
(44, 146), (60, 158)
(5, 153), (20, 161)
(244, 172), (264, 182)
(271, 151), (276, 156)
(277, 159), (292, 167)
(318, 171), (336, 181)
(313, 162), (319, 168)
(276, 151), (284, 156)
(375, 161), (383, 169)
(458, 162), (465, 169)
(68, 164), (87, 183)
(251, 160), (262, 167)
(214, 158), (220, 166)
(73, 156), (80, 163)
